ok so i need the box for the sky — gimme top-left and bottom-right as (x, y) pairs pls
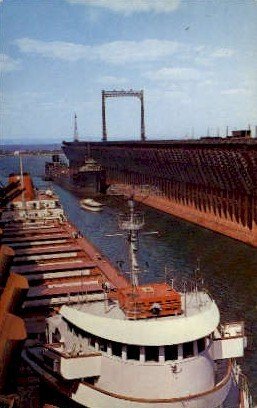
(1, 0), (257, 144)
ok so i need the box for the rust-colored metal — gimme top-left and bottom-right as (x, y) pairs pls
(117, 283), (181, 319)
(0, 245), (15, 286)
(8, 173), (35, 202)
(0, 272), (29, 315)
(0, 273), (28, 392)
(62, 136), (257, 246)
(0, 180), (22, 207)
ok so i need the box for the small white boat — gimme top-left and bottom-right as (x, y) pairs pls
(80, 198), (103, 212)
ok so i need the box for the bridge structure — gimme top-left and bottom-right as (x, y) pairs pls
(63, 132), (257, 247)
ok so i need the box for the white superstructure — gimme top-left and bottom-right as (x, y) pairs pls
(1, 189), (64, 223)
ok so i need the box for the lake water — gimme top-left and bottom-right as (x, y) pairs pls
(0, 154), (256, 403)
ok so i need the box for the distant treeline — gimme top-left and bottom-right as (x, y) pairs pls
(0, 144), (62, 156)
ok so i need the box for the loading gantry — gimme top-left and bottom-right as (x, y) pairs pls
(101, 90), (146, 142)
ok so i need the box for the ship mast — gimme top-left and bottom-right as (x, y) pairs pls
(118, 197), (144, 288)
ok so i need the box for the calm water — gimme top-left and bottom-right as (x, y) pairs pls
(1, 155), (256, 402)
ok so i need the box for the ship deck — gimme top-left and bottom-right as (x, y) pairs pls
(1, 193), (128, 335)
(60, 291), (219, 346)
(69, 290), (213, 321)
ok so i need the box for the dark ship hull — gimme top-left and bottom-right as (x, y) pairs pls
(45, 155), (107, 196)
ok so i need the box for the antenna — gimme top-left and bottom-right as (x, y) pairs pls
(118, 197), (144, 288)
(74, 113), (79, 142)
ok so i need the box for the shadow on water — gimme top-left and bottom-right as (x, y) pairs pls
(1, 155), (256, 402)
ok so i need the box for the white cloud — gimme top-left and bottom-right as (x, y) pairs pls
(198, 79), (216, 87)
(15, 38), (182, 64)
(0, 53), (20, 72)
(145, 67), (203, 82)
(210, 48), (235, 58)
(15, 38), (91, 61)
(194, 46), (235, 67)
(14, 38), (236, 74)
(96, 39), (181, 64)
(221, 88), (248, 95)
(147, 88), (191, 105)
(96, 75), (127, 85)
(66, 0), (181, 14)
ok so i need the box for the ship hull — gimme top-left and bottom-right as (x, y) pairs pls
(23, 349), (234, 408)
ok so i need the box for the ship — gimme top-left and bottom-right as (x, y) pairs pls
(45, 153), (107, 196)
(45, 113), (107, 195)
(80, 198), (104, 212)
(20, 195), (252, 407)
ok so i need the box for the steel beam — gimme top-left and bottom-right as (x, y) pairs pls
(101, 90), (146, 142)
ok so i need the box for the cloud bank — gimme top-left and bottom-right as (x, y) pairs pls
(15, 38), (183, 64)
(65, 0), (181, 14)
(145, 67), (203, 82)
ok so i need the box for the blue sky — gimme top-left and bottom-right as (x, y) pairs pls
(1, 0), (257, 143)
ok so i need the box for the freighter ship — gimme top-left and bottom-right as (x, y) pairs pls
(20, 193), (252, 407)
(45, 154), (106, 195)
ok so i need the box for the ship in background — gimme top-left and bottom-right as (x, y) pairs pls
(62, 89), (257, 247)
(45, 114), (107, 196)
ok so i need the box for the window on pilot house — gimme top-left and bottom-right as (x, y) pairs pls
(164, 345), (178, 361)
(89, 335), (96, 348)
(127, 345), (140, 361)
(197, 338), (205, 353)
(99, 338), (108, 353)
(145, 346), (159, 362)
(183, 341), (194, 358)
(112, 341), (122, 357)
